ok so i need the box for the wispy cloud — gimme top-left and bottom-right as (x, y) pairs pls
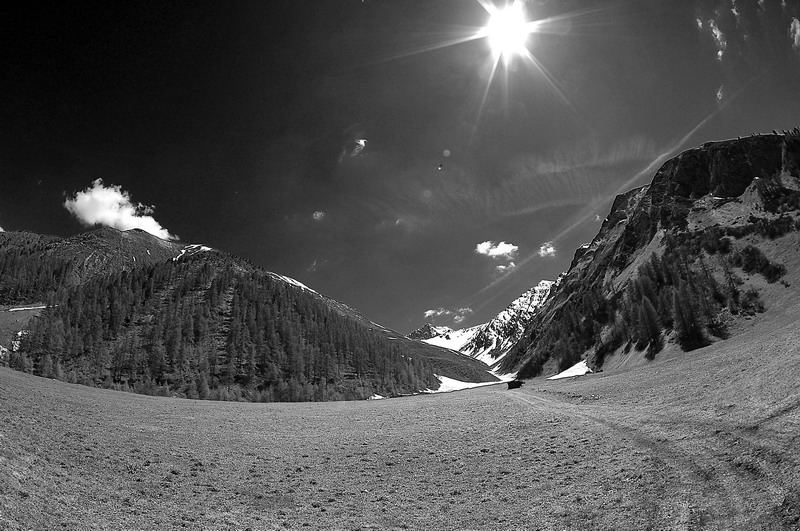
(312, 210), (326, 222)
(64, 179), (177, 240)
(423, 307), (473, 324)
(530, 136), (657, 177)
(475, 240), (519, 260)
(307, 258), (328, 272)
(538, 241), (557, 257)
(696, 2), (800, 76)
(707, 18), (727, 61)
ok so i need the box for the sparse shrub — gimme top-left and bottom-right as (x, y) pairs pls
(732, 245), (786, 283)
(706, 310), (731, 339)
(740, 288), (765, 315)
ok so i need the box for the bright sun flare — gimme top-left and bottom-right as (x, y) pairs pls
(483, 2), (534, 61)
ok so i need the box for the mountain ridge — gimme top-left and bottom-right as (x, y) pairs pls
(1, 226), (496, 401)
(501, 132), (800, 378)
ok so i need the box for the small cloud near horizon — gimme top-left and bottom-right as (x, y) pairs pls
(495, 261), (516, 274)
(538, 241), (557, 257)
(64, 179), (177, 240)
(423, 307), (473, 325)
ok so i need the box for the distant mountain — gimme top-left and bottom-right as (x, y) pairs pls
(408, 280), (553, 373)
(1, 227), (495, 401)
(501, 132), (800, 377)
(407, 323), (453, 341)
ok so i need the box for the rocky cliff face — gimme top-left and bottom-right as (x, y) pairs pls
(502, 133), (800, 378)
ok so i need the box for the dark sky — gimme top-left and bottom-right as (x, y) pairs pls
(3, 0), (800, 332)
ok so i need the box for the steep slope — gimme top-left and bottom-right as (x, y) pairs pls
(502, 132), (800, 378)
(410, 280), (553, 371)
(1, 228), (495, 401)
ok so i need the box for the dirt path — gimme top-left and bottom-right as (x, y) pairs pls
(504, 387), (799, 530)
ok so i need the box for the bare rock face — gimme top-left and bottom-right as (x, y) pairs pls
(653, 135), (784, 200)
(502, 133), (800, 378)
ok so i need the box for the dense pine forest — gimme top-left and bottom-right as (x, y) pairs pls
(1, 234), (440, 401)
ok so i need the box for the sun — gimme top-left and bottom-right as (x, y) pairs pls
(482, 1), (537, 62)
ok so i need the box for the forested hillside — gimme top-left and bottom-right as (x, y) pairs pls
(2, 228), (494, 401)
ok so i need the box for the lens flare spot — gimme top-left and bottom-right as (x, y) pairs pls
(484, 2), (535, 62)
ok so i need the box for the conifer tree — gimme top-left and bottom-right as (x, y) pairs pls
(672, 283), (708, 351)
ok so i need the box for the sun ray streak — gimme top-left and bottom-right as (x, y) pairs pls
(472, 53), (502, 144)
(366, 33), (487, 66)
(520, 50), (575, 112)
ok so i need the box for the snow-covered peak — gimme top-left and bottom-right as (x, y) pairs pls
(484, 280), (553, 333)
(407, 323), (454, 341)
(415, 280), (553, 376)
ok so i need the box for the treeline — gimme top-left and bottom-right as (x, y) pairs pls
(507, 219), (789, 378)
(0, 234), (74, 303)
(10, 255), (436, 401)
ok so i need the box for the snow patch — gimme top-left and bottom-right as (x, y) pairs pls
(547, 360), (593, 380)
(7, 305), (47, 312)
(423, 325), (483, 352)
(276, 274), (317, 294)
(173, 244), (214, 261)
(11, 330), (28, 351)
(367, 394), (386, 400)
(425, 374), (499, 393)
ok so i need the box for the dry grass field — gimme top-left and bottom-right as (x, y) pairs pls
(1, 277), (799, 529)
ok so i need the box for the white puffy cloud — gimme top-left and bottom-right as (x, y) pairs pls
(312, 210), (326, 222)
(538, 241), (557, 257)
(423, 307), (473, 324)
(495, 261), (516, 274)
(475, 240), (519, 260)
(791, 18), (800, 52)
(63, 179), (177, 240)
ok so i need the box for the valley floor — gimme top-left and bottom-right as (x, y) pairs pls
(1, 309), (799, 530)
